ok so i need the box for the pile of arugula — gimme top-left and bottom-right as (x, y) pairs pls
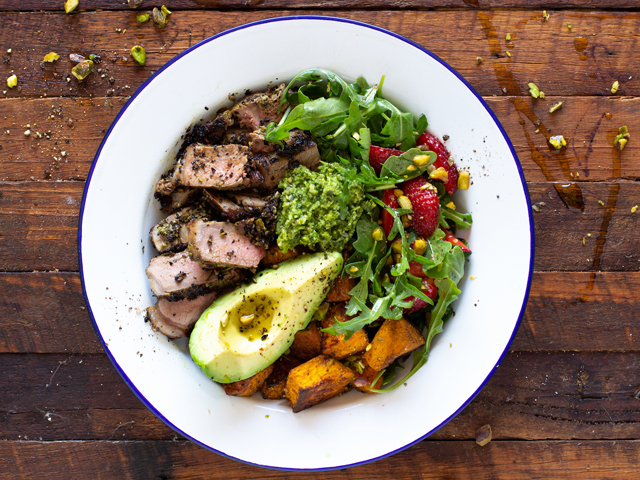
(267, 69), (472, 391)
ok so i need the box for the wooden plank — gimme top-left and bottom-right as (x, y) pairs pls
(3, 272), (640, 354)
(0, 10), (639, 98)
(2, 96), (639, 183)
(2, 0), (640, 12)
(2, 440), (640, 479)
(3, 352), (640, 441)
(0, 273), (100, 353)
(0, 182), (79, 271)
(2, 180), (640, 272)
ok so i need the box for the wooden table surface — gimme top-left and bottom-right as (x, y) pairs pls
(2, 1), (640, 478)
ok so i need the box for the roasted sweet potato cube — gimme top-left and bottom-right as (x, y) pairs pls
(290, 321), (322, 361)
(285, 355), (355, 413)
(261, 355), (302, 400)
(321, 303), (369, 360)
(363, 318), (425, 371)
(222, 364), (274, 397)
(326, 275), (357, 302)
(352, 362), (383, 393)
(262, 245), (302, 266)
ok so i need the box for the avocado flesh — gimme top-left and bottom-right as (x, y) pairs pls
(189, 251), (343, 383)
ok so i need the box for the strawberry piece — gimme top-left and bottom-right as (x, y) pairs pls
(369, 145), (404, 175)
(381, 189), (399, 238)
(402, 176), (440, 240)
(416, 132), (459, 195)
(405, 277), (438, 314)
(409, 260), (427, 278)
(443, 229), (471, 253)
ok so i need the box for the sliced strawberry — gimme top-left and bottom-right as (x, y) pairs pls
(443, 229), (471, 253)
(405, 277), (438, 314)
(409, 260), (427, 278)
(402, 176), (440, 240)
(369, 145), (404, 175)
(416, 132), (459, 195)
(381, 189), (399, 237)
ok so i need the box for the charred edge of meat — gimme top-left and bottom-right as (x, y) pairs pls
(176, 112), (232, 160)
(158, 188), (202, 214)
(224, 130), (252, 146)
(144, 311), (150, 323)
(276, 131), (316, 160)
(236, 192), (279, 249)
(245, 163), (265, 186)
(165, 271), (249, 302)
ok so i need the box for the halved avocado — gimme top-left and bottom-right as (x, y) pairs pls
(189, 251), (343, 383)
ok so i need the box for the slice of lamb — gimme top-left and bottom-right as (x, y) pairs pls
(147, 291), (218, 339)
(159, 187), (200, 214)
(150, 205), (208, 254)
(146, 251), (245, 301)
(188, 219), (265, 270)
(147, 306), (188, 339)
(251, 154), (291, 190)
(202, 190), (248, 223)
(228, 193), (268, 210)
(248, 131), (275, 154)
(174, 144), (253, 190)
(146, 251), (213, 298)
(232, 84), (287, 130)
(278, 129), (321, 170)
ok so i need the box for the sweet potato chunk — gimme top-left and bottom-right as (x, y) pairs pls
(326, 275), (357, 302)
(363, 318), (425, 371)
(352, 362), (383, 393)
(261, 355), (302, 400)
(222, 364), (274, 397)
(285, 355), (355, 413)
(290, 321), (322, 362)
(321, 303), (369, 360)
(262, 245), (302, 266)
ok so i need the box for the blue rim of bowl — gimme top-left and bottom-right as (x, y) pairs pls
(78, 15), (535, 472)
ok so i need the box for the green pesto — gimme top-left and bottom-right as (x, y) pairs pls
(276, 163), (366, 253)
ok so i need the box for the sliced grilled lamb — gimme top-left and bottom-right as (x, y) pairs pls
(202, 190), (249, 222)
(232, 84), (287, 130)
(228, 193), (268, 211)
(235, 192), (279, 249)
(250, 130), (321, 188)
(150, 204), (209, 254)
(147, 291), (217, 339)
(158, 186), (200, 214)
(175, 110), (234, 161)
(173, 144), (253, 190)
(188, 219), (265, 270)
(146, 251), (245, 301)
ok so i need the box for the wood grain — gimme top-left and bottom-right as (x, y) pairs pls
(3, 439), (640, 479)
(3, 0), (640, 12)
(0, 10), (638, 99)
(2, 96), (638, 183)
(3, 272), (640, 354)
(3, 180), (639, 272)
(3, 352), (640, 441)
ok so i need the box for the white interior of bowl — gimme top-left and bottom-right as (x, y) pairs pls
(80, 17), (532, 470)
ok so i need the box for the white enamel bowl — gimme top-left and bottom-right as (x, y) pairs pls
(79, 16), (533, 471)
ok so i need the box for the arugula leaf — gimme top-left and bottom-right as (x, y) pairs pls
(379, 149), (435, 180)
(427, 245), (466, 284)
(442, 206), (473, 230)
(264, 96), (350, 143)
(370, 278), (460, 393)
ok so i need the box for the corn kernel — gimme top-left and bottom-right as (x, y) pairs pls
(412, 239), (427, 255)
(349, 266), (359, 274)
(412, 154), (431, 168)
(406, 165), (416, 171)
(458, 171), (470, 190)
(401, 215), (411, 227)
(391, 239), (403, 254)
(397, 195), (412, 210)
(372, 227), (384, 242)
(429, 167), (449, 183)
(446, 201), (456, 210)
(393, 189), (404, 198)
